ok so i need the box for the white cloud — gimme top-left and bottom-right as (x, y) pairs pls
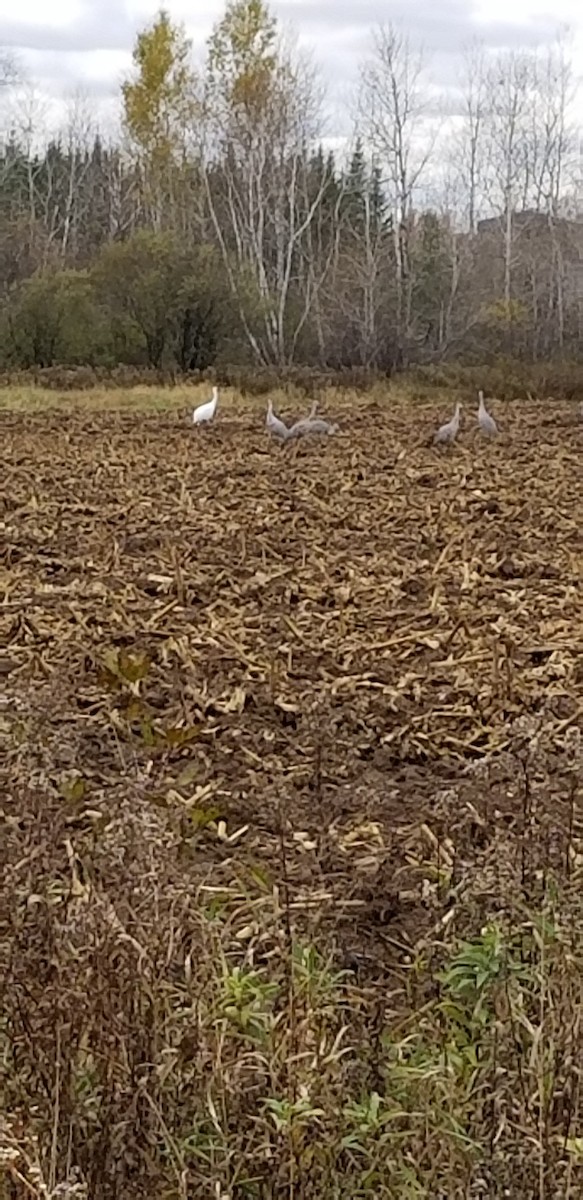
(1, 0), (582, 136)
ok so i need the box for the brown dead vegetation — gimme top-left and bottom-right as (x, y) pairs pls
(2, 389), (583, 1198)
(2, 357), (583, 401)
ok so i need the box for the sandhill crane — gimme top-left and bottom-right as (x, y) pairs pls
(193, 386), (218, 425)
(287, 396), (338, 438)
(288, 416), (339, 438)
(434, 402), (461, 445)
(478, 390), (498, 436)
(266, 399), (290, 440)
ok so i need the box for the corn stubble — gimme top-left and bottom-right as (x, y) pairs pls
(2, 386), (583, 1199)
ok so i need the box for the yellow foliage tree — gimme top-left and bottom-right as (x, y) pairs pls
(122, 9), (198, 171)
(207, 0), (280, 124)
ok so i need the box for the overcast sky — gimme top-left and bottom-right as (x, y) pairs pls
(0, 0), (582, 137)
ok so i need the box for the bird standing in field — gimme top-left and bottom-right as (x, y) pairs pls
(434, 402), (461, 445)
(193, 386), (218, 425)
(288, 415), (339, 438)
(287, 396), (338, 438)
(266, 399), (290, 440)
(477, 390), (498, 436)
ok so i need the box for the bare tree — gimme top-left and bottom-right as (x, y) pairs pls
(483, 51), (532, 311)
(326, 144), (390, 366)
(526, 38), (575, 214)
(0, 46), (19, 99)
(56, 90), (95, 256)
(453, 41), (488, 233)
(358, 23), (433, 365)
(3, 84), (55, 265)
(294, 149), (345, 364)
(474, 41), (577, 354)
(0, 49), (22, 201)
(529, 39), (576, 350)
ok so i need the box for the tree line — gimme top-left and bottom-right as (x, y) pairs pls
(0, 2), (581, 373)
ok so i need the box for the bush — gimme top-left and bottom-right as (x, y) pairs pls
(409, 358), (583, 401)
(93, 232), (237, 370)
(1, 270), (111, 368)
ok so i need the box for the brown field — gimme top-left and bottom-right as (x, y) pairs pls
(3, 385), (583, 1199)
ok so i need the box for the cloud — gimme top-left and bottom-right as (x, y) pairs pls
(273, 0), (564, 107)
(0, 3), (135, 54)
(272, 0), (565, 131)
(0, 0), (218, 56)
(274, 0), (560, 54)
(0, 0), (221, 102)
(21, 48), (129, 100)
(0, 0), (573, 129)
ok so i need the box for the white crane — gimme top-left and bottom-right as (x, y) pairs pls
(266, 399), (290, 440)
(477, 390), (498, 436)
(434, 402), (461, 445)
(193, 386), (218, 425)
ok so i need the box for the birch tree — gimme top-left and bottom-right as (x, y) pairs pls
(483, 51), (532, 314)
(203, 0), (331, 364)
(54, 92), (95, 258)
(526, 40), (575, 351)
(525, 42), (573, 214)
(454, 42), (488, 232)
(358, 24), (432, 366)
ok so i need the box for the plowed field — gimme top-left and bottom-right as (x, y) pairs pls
(3, 390), (583, 1198)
